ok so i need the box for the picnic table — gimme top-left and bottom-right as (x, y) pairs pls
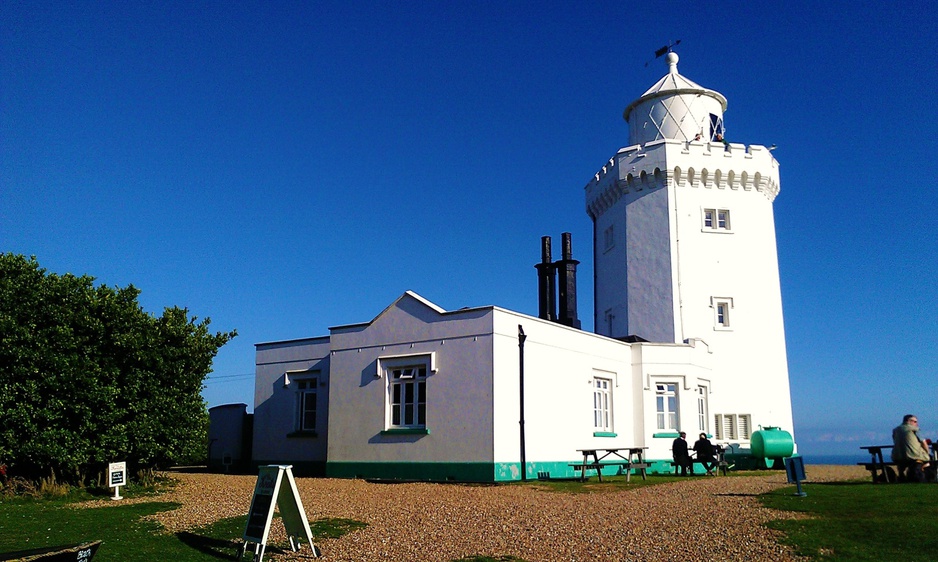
(858, 445), (896, 483)
(571, 447), (649, 482)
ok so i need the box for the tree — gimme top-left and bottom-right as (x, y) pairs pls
(0, 254), (236, 482)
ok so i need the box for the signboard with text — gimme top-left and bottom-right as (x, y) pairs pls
(239, 465), (319, 562)
(107, 461), (126, 500)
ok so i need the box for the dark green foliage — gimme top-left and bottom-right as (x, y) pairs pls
(0, 254), (236, 482)
(761, 481), (938, 560)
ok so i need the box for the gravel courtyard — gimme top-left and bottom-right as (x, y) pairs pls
(135, 465), (867, 561)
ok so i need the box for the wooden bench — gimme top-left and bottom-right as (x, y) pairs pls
(857, 461), (898, 483)
(670, 446), (731, 476)
(670, 458), (730, 476)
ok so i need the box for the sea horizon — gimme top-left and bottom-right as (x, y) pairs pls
(800, 453), (864, 466)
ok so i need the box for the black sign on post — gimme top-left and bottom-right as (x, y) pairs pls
(107, 462), (126, 500)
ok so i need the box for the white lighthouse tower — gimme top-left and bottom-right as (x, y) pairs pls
(585, 52), (795, 443)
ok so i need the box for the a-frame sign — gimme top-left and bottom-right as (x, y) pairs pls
(239, 465), (320, 561)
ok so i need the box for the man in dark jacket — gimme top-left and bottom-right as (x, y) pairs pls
(694, 433), (717, 475)
(672, 432), (693, 476)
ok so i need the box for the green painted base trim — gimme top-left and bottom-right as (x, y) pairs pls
(327, 460), (641, 482)
(380, 428), (430, 435)
(593, 431), (618, 438)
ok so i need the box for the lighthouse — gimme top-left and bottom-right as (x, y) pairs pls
(585, 52), (795, 441)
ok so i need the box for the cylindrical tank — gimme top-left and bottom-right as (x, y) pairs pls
(751, 426), (795, 459)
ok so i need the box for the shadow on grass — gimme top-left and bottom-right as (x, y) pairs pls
(803, 480), (869, 487)
(174, 531), (239, 560)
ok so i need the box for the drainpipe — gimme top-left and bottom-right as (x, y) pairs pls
(518, 325), (527, 481)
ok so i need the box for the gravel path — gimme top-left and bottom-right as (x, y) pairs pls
(83, 465), (869, 561)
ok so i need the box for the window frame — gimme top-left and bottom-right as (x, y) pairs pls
(284, 370), (320, 438)
(384, 360), (430, 431)
(696, 385), (709, 433)
(603, 224), (615, 252)
(295, 377), (318, 432)
(714, 413), (752, 440)
(593, 377), (612, 433)
(655, 382), (678, 431)
(702, 208), (732, 232)
(711, 297), (734, 330)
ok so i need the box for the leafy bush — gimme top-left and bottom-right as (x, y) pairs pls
(0, 254), (236, 483)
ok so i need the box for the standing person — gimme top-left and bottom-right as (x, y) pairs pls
(672, 432), (693, 476)
(892, 414), (931, 483)
(693, 433), (717, 475)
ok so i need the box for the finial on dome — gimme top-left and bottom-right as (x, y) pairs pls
(667, 52), (679, 74)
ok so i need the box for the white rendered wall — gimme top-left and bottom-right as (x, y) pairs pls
(253, 337), (331, 464)
(491, 311), (639, 478)
(586, 139), (795, 445)
(325, 293), (497, 465)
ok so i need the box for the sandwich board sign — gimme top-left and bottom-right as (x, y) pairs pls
(239, 465), (320, 561)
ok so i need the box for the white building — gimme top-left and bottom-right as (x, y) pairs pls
(243, 52), (795, 481)
(587, 52), (794, 443)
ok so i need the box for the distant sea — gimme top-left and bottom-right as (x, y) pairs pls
(800, 454), (861, 466)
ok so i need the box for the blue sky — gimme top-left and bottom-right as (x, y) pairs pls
(3, 1), (936, 457)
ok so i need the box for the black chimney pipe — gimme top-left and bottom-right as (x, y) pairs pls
(535, 236), (556, 321)
(556, 232), (581, 329)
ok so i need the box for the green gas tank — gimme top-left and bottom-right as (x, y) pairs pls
(751, 426), (794, 460)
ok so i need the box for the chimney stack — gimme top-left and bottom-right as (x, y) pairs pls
(556, 232), (581, 329)
(535, 236), (556, 321)
(534, 233), (580, 329)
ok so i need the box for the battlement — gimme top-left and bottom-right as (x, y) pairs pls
(585, 139), (781, 220)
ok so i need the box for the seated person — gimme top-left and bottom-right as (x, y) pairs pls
(672, 432), (693, 476)
(693, 433), (717, 475)
(891, 414), (931, 483)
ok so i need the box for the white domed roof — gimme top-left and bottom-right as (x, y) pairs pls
(623, 52), (728, 144)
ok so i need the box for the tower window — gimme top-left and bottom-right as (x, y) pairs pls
(709, 114), (724, 141)
(603, 225), (615, 252)
(711, 297), (734, 330)
(703, 208), (731, 231)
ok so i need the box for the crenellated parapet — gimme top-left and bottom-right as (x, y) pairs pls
(585, 139), (780, 220)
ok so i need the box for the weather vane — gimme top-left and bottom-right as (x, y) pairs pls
(645, 39), (681, 67)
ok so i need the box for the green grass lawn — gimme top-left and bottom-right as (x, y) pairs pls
(0, 489), (364, 561)
(761, 480), (938, 560)
(6, 474), (934, 561)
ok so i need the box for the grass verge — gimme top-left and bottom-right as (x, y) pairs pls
(0, 489), (365, 561)
(760, 480), (938, 560)
(516, 470), (763, 494)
